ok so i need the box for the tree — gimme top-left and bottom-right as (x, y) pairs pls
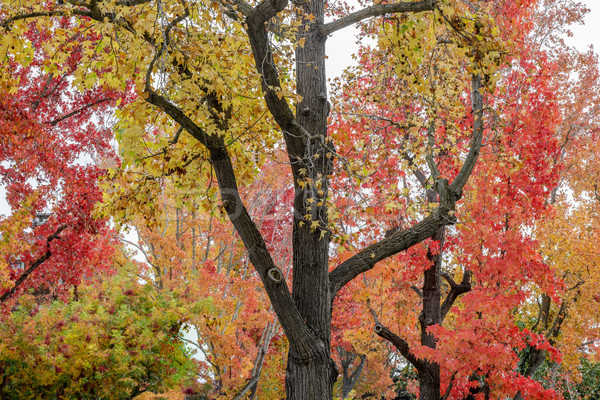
(0, 262), (196, 399)
(0, 14), (120, 302)
(324, 1), (570, 398)
(0, 15), (203, 399)
(0, 1), (567, 399)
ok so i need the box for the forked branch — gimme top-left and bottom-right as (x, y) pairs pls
(440, 270), (472, 322)
(330, 74), (485, 298)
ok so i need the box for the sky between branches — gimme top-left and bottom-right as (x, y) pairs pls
(0, 0), (598, 217)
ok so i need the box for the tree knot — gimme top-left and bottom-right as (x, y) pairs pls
(267, 267), (283, 283)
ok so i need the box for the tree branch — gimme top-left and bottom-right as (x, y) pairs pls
(116, 0), (153, 5)
(144, 68), (318, 361)
(442, 373), (456, 400)
(246, 0), (310, 173)
(547, 300), (568, 343)
(320, 0), (436, 36)
(131, 0), (323, 359)
(330, 76), (484, 298)
(329, 204), (455, 297)
(208, 146), (321, 359)
(219, 0), (254, 20)
(449, 74), (484, 195)
(411, 284), (423, 298)
(0, 224), (68, 304)
(1, 10), (91, 30)
(374, 323), (426, 374)
(441, 271), (458, 289)
(46, 98), (112, 126)
(145, 91), (215, 148)
(232, 374), (260, 400)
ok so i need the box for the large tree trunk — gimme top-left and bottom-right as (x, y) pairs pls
(244, 1), (466, 398)
(285, 0), (336, 398)
(286, 352), (338, 399)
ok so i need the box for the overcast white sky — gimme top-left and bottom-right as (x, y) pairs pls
(566, 0), (600, 51)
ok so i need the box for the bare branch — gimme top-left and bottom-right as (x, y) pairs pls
(116, 0), (153, 5)
(374, 323), (426, 373)
(442, 374), (456, 400)
(329, 204), (455, 297)
(246, 0), (312, 173)
(219, 0), (254, 20)
(440, 270), (471, 322)
(411, 284), (423, 298)
(232, 375), (260, 400)
(1, 10), (91, 30)
(46, 98), (112, 126)
(441, 271), (457, 289)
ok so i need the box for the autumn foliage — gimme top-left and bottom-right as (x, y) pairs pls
(0, 0), (600, 400)
(0, 17), (120, 302)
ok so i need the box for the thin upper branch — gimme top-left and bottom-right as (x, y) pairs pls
(320, 0), (436, 36)
(246, 0), (310, 169)
(46, 98), (112, 126)
(449, 74), (484, 195)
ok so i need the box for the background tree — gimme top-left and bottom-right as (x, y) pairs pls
(513, 1), (600, 395)
(325, 0), (599, 398)
(114, 161), (294, 399)
(0, 16), (199, 399)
